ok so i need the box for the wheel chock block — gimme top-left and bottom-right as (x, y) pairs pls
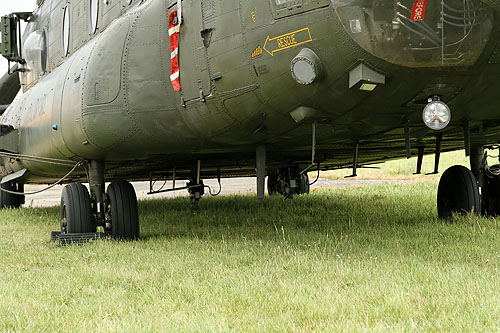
(50, 231), (105, 245)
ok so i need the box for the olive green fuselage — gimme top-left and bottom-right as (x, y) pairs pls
(2, 0), (500, 182)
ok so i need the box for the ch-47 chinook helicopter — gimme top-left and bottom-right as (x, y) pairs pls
(0, 0), (499, 239)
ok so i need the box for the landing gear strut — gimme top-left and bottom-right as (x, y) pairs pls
(187, 179), (204, 205)
(59, 161), (140, 240)
(267, 165), (310, 198)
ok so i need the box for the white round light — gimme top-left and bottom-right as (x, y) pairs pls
(422, 101), (451, 131)
(290, 48), (324, 86)
(291, 57), (317, 85)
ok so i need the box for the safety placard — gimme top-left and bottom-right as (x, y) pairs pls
(411, 0), (428, 21)
(263, 28), (312, 56)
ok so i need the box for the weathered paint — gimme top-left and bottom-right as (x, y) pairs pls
(0, 0), (499, 182)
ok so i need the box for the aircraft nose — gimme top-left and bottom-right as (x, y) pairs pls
(332, 0), (495, 68)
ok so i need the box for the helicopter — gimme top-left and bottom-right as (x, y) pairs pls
(0, 0), (499, 240)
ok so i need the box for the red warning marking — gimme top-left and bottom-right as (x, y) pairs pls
(411, 0), (428, 21)
(169, 10), (181, 92)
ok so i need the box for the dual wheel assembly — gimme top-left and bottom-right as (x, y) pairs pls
(267, 173), (310, 198)
(437, 164), (500, 218)
(60, 180), (139, 240)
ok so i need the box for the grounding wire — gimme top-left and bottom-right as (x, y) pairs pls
(0, 151), (79, 166)
(307, 163), (320, 186)
(204, 178), (222, 197)
(0, 161), (86, 196)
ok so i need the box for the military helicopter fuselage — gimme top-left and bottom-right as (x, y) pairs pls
(0, 0), (499, 238)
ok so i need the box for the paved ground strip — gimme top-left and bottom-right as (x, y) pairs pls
(22, 178), (410, 207)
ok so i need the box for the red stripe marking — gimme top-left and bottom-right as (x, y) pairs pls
(411, 0), (428, 21)
(169, 10), (180, 92)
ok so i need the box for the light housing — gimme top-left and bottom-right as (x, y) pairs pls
(291, 48), (324, 85)
(422, 100), (451, 130)
(349, 63), (385, 91)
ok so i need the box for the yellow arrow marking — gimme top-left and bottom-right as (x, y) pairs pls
(263, 27), (312, 56)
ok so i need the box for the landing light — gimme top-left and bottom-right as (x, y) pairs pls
(422, 100), (451, 131)
(291, 48), (324, 85)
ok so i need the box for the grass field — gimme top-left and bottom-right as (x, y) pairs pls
(2, 151), (500, 331)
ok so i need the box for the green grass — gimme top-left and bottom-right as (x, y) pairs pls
(1, 182), (500, 331)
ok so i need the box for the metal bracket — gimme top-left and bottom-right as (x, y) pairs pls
(0, 13), (31, 64)
(177, 0), (183, 24)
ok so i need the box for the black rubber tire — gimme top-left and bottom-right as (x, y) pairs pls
(60, 182), (94, 233)
(437, 165), (480, 219)
(267, 175), (278, 195)
(0, 181), (23, 208)
(298, 174), (310, 195)
(107, 180), (139, 240)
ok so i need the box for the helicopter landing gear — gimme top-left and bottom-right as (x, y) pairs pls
(437, 146), (500, 219)
(0, 181), (24, 208)
(187, 179), (204, 205)
(299, 174), (311, 195)
(58, 160), (140, 241)
(267, 174), (279, 195)
(474, 146), (500, 216)
(437, 165), (480, 219)
(88, 160), (139, 240)
(267, 166), (310, 198)
(106, 180), (140, 240)
(60, 182), (95, 233)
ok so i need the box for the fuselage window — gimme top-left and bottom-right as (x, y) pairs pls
(62, 6), (70, 56)
(91, 0), (99, 33)
(23, 30), (47, 74)
(22, 30), (47, 86)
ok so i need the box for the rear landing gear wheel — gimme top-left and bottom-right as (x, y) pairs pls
(298, 174), (310, 195)
(187, 180), (204, 205)
(437, 165), (480, 219)
(267, 175), (279, 195)
(60, 182), (94, 233)
(106, 180), (139, 240)
(0, 181), (24, 208)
